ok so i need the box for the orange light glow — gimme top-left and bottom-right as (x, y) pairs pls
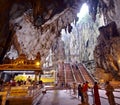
(36, 61), (40, 66)
(118, 60), (120, 63)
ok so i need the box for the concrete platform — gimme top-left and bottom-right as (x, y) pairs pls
(34, 89), (120, 105)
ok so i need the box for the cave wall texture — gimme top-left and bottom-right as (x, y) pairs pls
(0, 0), (120, 80)
(0, 0), (83, 63)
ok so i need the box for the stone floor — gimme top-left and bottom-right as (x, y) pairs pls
(34, 89), (120, 105)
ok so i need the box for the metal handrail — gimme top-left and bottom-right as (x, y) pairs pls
(78, 65), (86, 82)
(70, 64), (77, 83)
(82, 64), (95, 84)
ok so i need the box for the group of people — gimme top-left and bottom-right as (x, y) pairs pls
(77, 81), (89, 104)
(77, 81), (115, 105)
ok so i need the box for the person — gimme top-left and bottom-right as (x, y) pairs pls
(105, 81), (115, 105)
(78, 84), (84, 103)
(65, 83), (69, 92)
(68, 83), (72, 94)
(82, 81), (89, 104)
(75, 61), (79, 70)
(39, 80), (43, 88)
(26, 76), (32, 85)
(93, 82), (101, 105)
(10, 78), (16, 86)
(61, 82), (64, 88)
(72, 82), (77, 95)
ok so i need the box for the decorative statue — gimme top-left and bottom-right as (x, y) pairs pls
(36, 52), (41, 60)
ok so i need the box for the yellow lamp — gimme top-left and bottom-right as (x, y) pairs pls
(36, 61), (40, 66)
(118, 59), (120, 63)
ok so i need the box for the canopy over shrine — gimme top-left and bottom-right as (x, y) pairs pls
(0, 52), (42, 71)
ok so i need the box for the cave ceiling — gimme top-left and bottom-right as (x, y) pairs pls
(0, 0), (117, 64)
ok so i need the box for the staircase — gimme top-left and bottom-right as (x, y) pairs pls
(78, 63), (95, 86)
(57, 62), (95, 87)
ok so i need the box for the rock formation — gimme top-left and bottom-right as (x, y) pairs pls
(0, 0), (120, 81)
(94, 21), (120, 80)
(0, 0), (84, 63)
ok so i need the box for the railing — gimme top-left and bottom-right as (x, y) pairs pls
(71, 64), (84, 83)
(82, 64), (96, 82)
(58, 62), (65, 84)
(70, 64), (77, 83)
(77, 65), (86, 82)
(64, 63), (67, 85)
(0, 85), (43, 105)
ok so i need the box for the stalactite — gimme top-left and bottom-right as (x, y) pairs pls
(32, 0), (45, 27)
(74, 16), (79, 26)
(68, 23), (73, 33)
(88, 0), (99, 21)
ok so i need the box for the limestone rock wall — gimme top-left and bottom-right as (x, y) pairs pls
(0, 0), (84, 64)
(7, 7), (80, 64)
(94, 22), (120, 80)
(61, 13), (104, 63)
(102, 0), (120, 28)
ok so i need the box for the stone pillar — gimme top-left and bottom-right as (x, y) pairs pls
(34, 71), (40, 82)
